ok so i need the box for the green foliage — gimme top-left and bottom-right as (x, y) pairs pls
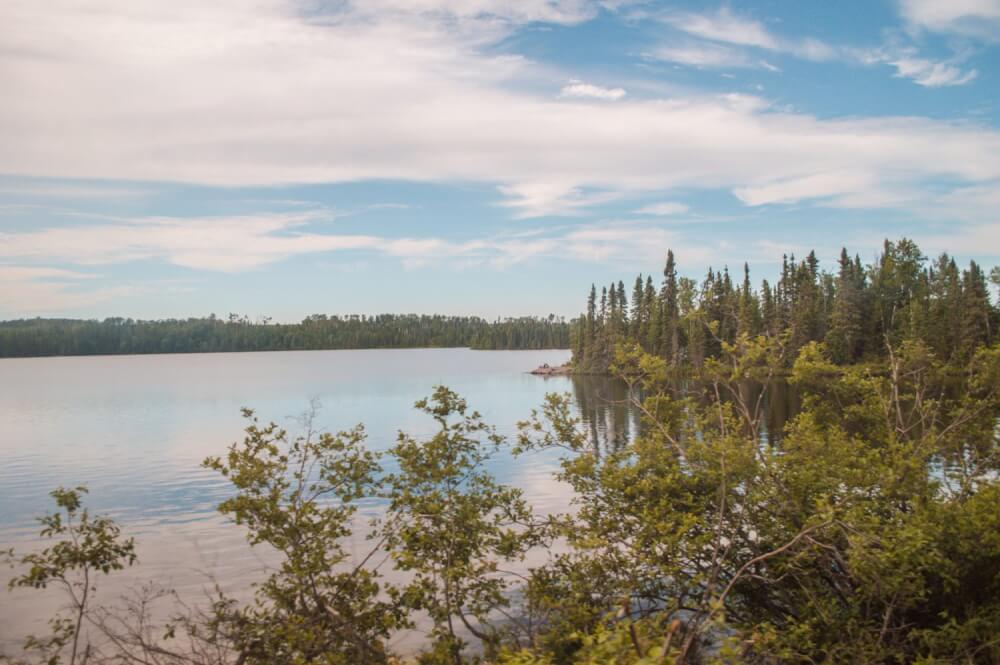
(516, 338), (1000, 663)
(0, 314), (570, 358)
(3, 487), (136, 665)
(202, 407), (405, 664)
(7, 336), (1000, 664)
(381, 387), (537, 663)
(572, 238), (998, 373)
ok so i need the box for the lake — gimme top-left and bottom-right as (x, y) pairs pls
(0, 348), (637, 649)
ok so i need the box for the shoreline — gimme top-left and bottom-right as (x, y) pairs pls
(529, 362), (573, 376)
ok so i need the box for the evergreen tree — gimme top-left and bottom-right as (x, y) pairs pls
(826, 248), (864, 363)
(630, 276), (645, 341)
(567, 238), (997, 373)
(737, 262), (758, 338)
(661, 250), (680, 364)
(960, 260), (993, 357)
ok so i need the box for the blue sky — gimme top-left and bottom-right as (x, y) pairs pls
(1, 0), (998, 321)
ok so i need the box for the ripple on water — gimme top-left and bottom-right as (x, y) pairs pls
(1, 348), (628, 649)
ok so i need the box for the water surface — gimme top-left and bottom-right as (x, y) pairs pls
(2, 348), (631, 646)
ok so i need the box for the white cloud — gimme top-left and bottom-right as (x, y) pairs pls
(650, 42), (757, 68)
(497, 183), (621, 218)
(352, 0), (599, 29)
(0, 182), (154, 200)
(0, 266), (98, 282)
(0, 266), (137, 314)
(0, 210), (723, 280)
(858, 41), (979, 88)
(0, 0), (999, 223)
(734, 171), (878, 207)
(0, 212), (382, 272)
(634, 202), (689, 216)
(661, 7), (777, 50)
(898, 0), (1000, 40)
(886, 55), (978, 87)
(659, 7), (835, 61)
(0, 211), (602, 275)
(559, 80), (626, 100)
(659, 6), (978, 88)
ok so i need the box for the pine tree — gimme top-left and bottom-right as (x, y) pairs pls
(566, 238), (996, 373)
(630, 276), (645, 342)
(583, 285), (597, 370)
(926, 254), (959, 358)
(617, 281), (628, 336)
(760, 280), (776, 338)
(826, 249), (862, 362)
(662, 250), (680, 363)
(737, 262), (758, 338)
(960, 260), (993, 357)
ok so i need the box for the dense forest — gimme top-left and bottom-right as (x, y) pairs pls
(0, 313), (570, 357)
(572, 238), (999, 372)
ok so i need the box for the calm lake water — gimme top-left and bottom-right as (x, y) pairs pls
(0, 348), (637, 648)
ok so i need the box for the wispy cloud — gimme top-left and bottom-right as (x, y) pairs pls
(858, 43), (979, 87)
(0, 211), (716, 278)
(0, 181), (154, 200)
(0, 266), (139, 314)
(559, 79), (626, 100)
(734, 171), (878, 206)
(887, 55), (978, 87)
(659, 7), (835, 61)
(0, 266), (98, 281)
(898, 0), (1000, 40)
(634, 202), (689, 216)
(0, 212), (379, 272)
(649, 42), (759, 69)
(661, 7), (778, 50)
(657, 6), (978, 87)
(497, 183), (621, 219)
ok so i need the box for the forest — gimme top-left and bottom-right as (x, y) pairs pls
(572, 238), (998, 373)
(0, 313), (570, 357)
(5, 238), (1000, 663)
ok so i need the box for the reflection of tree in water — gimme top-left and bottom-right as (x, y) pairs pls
(714, 380), (802, 445)
(569, 376), (803, 454)
(570, 375), (639, 455)
(762, 380), (802, 444)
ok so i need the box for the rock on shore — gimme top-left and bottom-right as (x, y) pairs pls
(529, 363), (573, 376)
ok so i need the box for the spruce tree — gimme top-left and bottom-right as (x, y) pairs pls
(960, 261), (993, 357)
(826, 248), (864, 363)
(662, 250), (680, 363)
(644, 276), (659, 353)
(630, 276), (645, 342)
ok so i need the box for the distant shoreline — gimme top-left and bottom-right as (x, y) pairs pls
(0, 314), (573, 359)
(0, 345), (573, 361)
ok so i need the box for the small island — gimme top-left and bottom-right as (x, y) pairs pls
(529, 362), (573, 376)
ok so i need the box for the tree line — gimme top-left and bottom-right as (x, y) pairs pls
(0, 313), (570, 358)
(572, 238), (999, 372)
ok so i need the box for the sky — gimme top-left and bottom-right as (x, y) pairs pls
(1, 0), (999, 321)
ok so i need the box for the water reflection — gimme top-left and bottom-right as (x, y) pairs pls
(566, 375), (803, 454)
(570, 375), (638, 454)
(0, 349), (802, 650)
